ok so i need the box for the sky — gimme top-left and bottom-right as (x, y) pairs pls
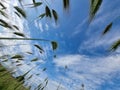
(1, 0), (120, 90)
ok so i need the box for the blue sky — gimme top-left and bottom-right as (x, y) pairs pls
(26, 0), (120, 90)
(1, 0), (120, 90)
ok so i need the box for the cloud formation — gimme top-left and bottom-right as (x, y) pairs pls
(54, 54), (120, 90)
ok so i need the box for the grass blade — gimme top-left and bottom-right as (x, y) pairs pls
(0, 37), (50, 41)
(52, 9), (58, 23)
(14, 32), (25, 37)
(110, 39), (120, 51)
(45, 6), (52, 18)
(11, 54), (24, 59)
(34, 44), (44, 52)
(51, 41), (58, 50)
(14, 6), (26, 18)
(89, 0), (102, 22)
(102, 23), (112, 35)
(38, 13), (46, 19)
(31, 58), (38, 62)
(63, 0), (69, 10)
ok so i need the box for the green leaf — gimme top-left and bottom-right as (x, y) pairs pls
(16, 60), (20, 63)
(31, 2), (42, 8)
(13, 25), (19, 30)
(14, 32), (25, 37)
(24, 2), (42, 8)
(52, 9), (58, 23)
(31, 58), (38, 62)
(33, 0), (36, 4)
(89, 0), (102, 22)
(63, 0), (69, 10)
(110, 39), (120, 51)
(2, 59), (8, 62)
(42, 68), (46, 71)
(54, 55), (56, 58)
(16, 64), (22, 66)
(0, 10), (8, 18)
(0, 67), (6, 72)
(45, 6), (52, 18)
(65, 65), (68, 69)
(36, 73), (40, 75)
(0, 2), (6, 9)
(38, 13), (46, 19)
(41, 87), (45, 90)
(16, 76), (24, 82)
(11, 54), (24, 59)
(18, 58), (24, 60)
(27, 75), (33, 80)
(26, 52), (33, 54)
(51, 41), (58, 50)
(34, 44), (44, 52)
(37, 83), (42, 90)
(102, 23), (112, 35)
(81, 84), (84, 88)
(15, 11), (21, 18)
(14, 6), (26, 18)
(16, 68), (33, 82)
(0, 19), (12, 29)
(44, 79), (48, 87)
(24, 68), (34, 77)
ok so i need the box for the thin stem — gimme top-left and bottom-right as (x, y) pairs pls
(0, 37), (50, 42)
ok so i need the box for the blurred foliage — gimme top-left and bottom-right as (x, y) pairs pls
(0, 0), (120, 90)
(0, 64), (28, 90)
(89, 0), (120, 51)
(0, 0), (69, 89)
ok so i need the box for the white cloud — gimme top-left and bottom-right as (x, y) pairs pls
(34, 20), (44, 32)
(53, 54), (120, 90)
(78, 25), (120, 55)
(0, 1), (32, 56)
(87, 0), (120, 35)
(45, 23), (49, 30)
(58, 1), (120, 89)
(38, 22), (44, 32)
(71, 17), (89, 37)
(0, 0), (33, 74)
(54, 55), (84, 67)
(1, 1), (120, 90)
(0, 1), (65, 90)
(77, 2), (120, 54)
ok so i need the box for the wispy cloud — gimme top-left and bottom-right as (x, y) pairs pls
(75, 0), (120, 55)
(0, 0), (32, 54)
(78, 29), (120, 54)
(53, 54), (120, 90)
(38, 22), (44, 32)
(73, 0), (120, 37)
(0, 0), (33, 75)
(54, 55), (84, 67)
